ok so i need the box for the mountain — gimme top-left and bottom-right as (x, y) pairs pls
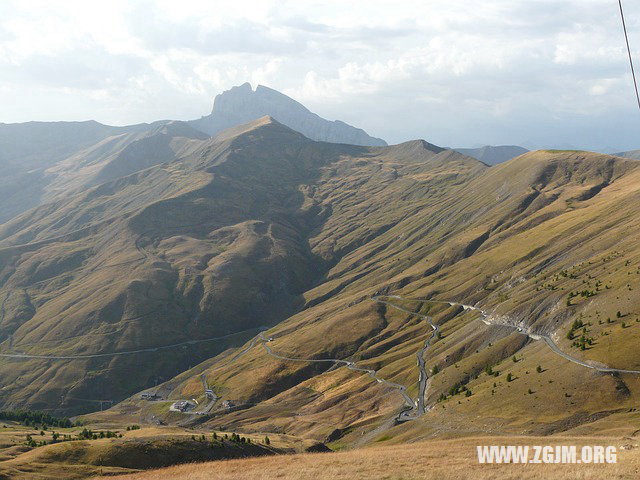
(189, 83), (387, 146)
(2, 109), (640, 476)
(0, 120), (124, 170)
(0, 116), (467, 414)
(0, 85), (385, 222)
(614, 149), (640, 160)
(453, 144), (529, 165)
(0, 120), (205, 223)
(92, 147), (640, 448)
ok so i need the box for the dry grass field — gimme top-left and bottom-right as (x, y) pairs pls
(97, 436), (640, 480)
(0, 421), (301, 480)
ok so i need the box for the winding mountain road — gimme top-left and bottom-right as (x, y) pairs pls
(372, 297), (440, 418)
(406, 297), (640, 375)
(0, 327), (265, 360)
(9, 285), (637, 427)
(257, 332), (417, 422)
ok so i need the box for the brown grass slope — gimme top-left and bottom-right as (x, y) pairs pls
(100, 435), (640, 480)
(3, 118), (640, 455)
(0, 421), (289, 480)
(112, 149), (640, 447)
(0, 117), (484, 416)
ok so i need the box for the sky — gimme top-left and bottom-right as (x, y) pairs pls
(1, 0), (639, 151)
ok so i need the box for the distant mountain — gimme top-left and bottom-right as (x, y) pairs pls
(614, 149), (640, 160)
(0, 120), (205, 223)
(453, 145), (529, 165)
(189, 83), (387, 146)
(0, 85), (385, 223)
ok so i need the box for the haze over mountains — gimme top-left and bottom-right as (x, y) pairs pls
(452, 145), (529, 165)
(0, 84), (386, 224)
(615, 149), (640, 160)
(2, 86), (640, 476)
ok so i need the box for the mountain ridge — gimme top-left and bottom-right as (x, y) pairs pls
(189, 83), (387, 146)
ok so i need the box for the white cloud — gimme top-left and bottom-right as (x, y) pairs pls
(0, 0), (639, 150)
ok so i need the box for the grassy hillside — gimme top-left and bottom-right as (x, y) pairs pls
(2, 114), (640, 466)
(0, 117), (485, 415)
(0, 418), (288, 480)
(98, 435), (640, 480)
(106, 148), (640, 448)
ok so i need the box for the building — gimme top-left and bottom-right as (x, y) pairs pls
(170, 400), (195, 412)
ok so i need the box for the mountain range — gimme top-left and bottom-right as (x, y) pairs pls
(1, 85), (640, 478)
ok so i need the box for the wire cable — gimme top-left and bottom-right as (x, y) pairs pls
(618, 0), (640, 110)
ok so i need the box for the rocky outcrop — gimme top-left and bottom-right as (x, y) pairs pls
(189, 83), (387, 146)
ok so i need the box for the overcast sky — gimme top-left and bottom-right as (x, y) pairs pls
(1, 0), (639, 151)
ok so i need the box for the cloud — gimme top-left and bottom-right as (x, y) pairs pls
(0, 0), (639, 150)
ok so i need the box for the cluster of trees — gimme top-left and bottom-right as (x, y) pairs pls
(77, 428), (120, 440)
(558, 269), (578, 280)
(572, 335), (593, 351)
(566, 319), (585, 340)
(193, 431), (269, 448)
(566, 289), (597, 306)
(0, 410), (74, 429)
(437, 382), (472, 402)
(25, 428), (121, 448)
(484, 365), (499, 377)
(567, 319), (597, 350)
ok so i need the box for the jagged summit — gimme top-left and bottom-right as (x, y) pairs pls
(189, 83), (387, 146)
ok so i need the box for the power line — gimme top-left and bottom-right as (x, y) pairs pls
(618, 0), (640, 110)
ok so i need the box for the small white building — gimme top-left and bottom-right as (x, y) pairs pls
(170, 400), (196, 412)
